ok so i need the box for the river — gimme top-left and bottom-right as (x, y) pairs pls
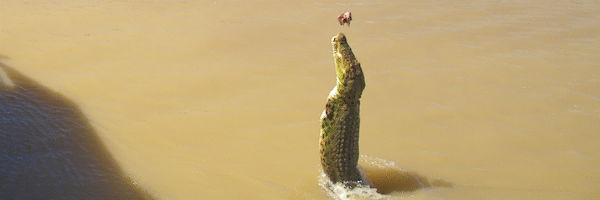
(1, 0), (599, 199)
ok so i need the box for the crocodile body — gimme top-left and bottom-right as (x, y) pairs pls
(319, 33), (366, 185)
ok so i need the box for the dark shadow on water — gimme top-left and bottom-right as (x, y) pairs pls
(0, 62), (152, 199)
(361, 164), (453, 194)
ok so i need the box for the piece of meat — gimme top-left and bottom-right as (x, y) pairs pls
(337, 11), (352, 26)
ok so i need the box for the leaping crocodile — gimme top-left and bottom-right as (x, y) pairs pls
(320, 33), (366, 186)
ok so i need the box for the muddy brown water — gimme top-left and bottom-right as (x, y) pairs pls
(1, 0), (599, 199)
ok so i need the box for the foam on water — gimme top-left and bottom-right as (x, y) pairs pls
(318, 172), (389, 200)
(318, 155), (403, 200)
(319, 155), (451, 199)
(360, 155), (397, 169)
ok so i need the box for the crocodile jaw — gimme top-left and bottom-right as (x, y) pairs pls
(331, 33), (365, 99)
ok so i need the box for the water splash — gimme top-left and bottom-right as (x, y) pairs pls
(318, 172), (389, 200)
(319, 155), (452, 199)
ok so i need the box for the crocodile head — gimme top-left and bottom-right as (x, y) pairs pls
(331, 33), (365, 100)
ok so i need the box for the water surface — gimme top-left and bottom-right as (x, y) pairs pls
(1, 0), (599, 199)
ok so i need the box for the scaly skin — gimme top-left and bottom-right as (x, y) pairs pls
(320, 33), (366, 185)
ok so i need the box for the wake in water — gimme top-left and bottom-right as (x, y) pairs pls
(319, 155), (452, 200)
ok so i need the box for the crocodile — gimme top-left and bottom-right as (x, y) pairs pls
(319, 33), (366, 186)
